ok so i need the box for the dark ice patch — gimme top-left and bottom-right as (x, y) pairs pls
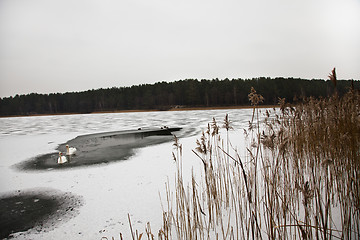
(15, 127), (181, 171)
(0, 188), (83, 239)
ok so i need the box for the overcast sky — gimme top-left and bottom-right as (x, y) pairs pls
(0, 0), (359, 97)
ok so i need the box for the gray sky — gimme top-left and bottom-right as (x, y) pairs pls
(1, 0), (359, 98)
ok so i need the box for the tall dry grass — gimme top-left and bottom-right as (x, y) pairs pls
(120, 71), (360, 240)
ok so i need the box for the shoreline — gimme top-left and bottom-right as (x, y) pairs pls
(0, 105), (278, 118)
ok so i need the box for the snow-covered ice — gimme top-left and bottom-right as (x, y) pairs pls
(0, 109), (253, 239)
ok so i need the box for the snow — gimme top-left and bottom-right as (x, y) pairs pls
(0, 109), (254, 239)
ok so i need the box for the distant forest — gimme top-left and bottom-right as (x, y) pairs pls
(0, 77), (358, 117)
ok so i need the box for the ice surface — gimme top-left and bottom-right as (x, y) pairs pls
(0, 109), (254, 239)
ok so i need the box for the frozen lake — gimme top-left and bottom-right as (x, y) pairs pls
(0, 109), (255, 239)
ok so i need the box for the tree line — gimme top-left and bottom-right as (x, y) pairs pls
(0, 77), (357, 116)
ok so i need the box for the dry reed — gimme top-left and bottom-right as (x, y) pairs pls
(117, 70), (359, 239)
